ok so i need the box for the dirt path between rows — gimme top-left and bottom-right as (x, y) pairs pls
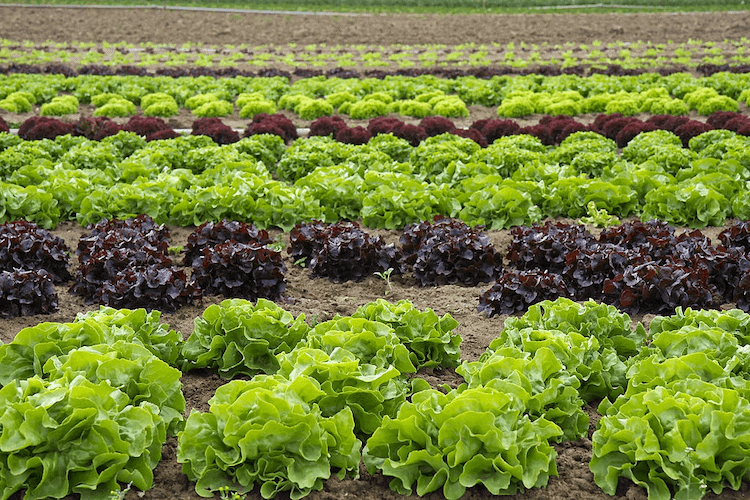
(1, 6), (749, 46)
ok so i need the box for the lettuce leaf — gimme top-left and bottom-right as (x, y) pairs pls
(363, 386), (561, 500)
(488, 298), (646, 401)
(302, 317), (416, 375)
(591, 382), (750, 500)
(276, 346), (407, 437)
(351, 299), (461, 369)
(177, 375), (360, 499)
(458, 346), (587, 441)
(181, 298), (309, 378)
(0, 375), (166, 500)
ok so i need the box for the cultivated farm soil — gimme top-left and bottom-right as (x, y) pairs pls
(2, 6), (750, 500)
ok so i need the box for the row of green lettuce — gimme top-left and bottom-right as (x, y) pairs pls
(0, 297), (462, 499)
(4, 296), (750, 499)
(1, 71), (750, 119)
(2, 37), (747, 73)
(2, 125), (750, 230)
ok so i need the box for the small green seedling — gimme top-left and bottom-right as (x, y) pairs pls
(374, 267), (394, 295)
(268, 234), (286, 252)
(108, 483), (132, 500)
(218, 486), (245, 500)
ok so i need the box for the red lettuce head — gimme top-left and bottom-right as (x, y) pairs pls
(707, 110), (742, 129)
(247, 113), (297, 142)
(367, 116), (405, 136)
(451, 127), (488, 148)
(518, 124), (554, 146)
(192, 118), (240, 145)
(673, 120), (713, 148)
(18, 117), (75, 140)
(122, 115), (173, 137)
(615, 121), (657, 148)
(479, 119), (520, 145)
(335, 125), (372, 145)
(419, 116), (456, 137)
(392, 123), (427, 147)
(309, 115), (348, 137)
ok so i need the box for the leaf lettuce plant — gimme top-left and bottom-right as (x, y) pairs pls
(177, 375), (361, 499)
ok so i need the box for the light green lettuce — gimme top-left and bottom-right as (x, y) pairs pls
(181, 298), (309, 378)
(177, 375), (361, 499)
(363, 386), (562, 499)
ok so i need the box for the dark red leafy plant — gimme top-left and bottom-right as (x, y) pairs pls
(122, 115), (173, 138)
(507, 221), (596, 273)
(600, 116), (639, 141)
(191, 117), (240, 145)
(309, 116), (348, 137)
(96, 263), (199, 312)
(288, 220), (398, 283)
(191, 241), (287, 301)
(518, 124), (554, 146)
(723, 116), (750, 133)
(183, 219), (273, 267)
(73, 116), (121, 140)
(540, 115), (585, 144)
(71, 215), (199, 311)
(419, 116), (456, 137)
(562, 245), (640, 301)
(478, 270), (571, 316)
(0, 220), (71, 283)
(392, 123), (428, 147)
(76, 215), (170, 264)
(719, 220), (750, 253)
(602, 261), (716, 314)
(590, 113), (624, 135)
(645, 114), (690, 132)
(450, 127), (487, 148)
(147, 128), (181, 141)
(335, 125), (372, 145)
(367, 117), (405, 136)
(558, 121), (590, 142)
(673, 120), (713, 147)
(615, 121), (657, 148)
(0, 116), (9, 133)
(244, 113), (298, 142)
(398, 216), (502, 286)
(478, 119), (520, 144)
(0, 269), (58, 318)
(17, 117), (75, 140)
(707, 110), (743, 129)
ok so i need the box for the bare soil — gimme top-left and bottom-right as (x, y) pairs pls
(0, 6), (749, 46)
(2, 6), (750, 500)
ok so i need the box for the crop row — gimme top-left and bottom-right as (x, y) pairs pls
(2, 294), (750, 499)
(1, 111), (750, 230)
(2, 36), (749, 73)
(1, 71), (750, 120)
(6, 212), (750, 322)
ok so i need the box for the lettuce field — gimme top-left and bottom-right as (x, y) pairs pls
(2, 5), (750, 500)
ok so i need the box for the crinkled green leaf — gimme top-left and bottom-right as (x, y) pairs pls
(364, 386), (561, 500)
(0, 375), (165, 500)
(302, 317), (416, 374)
(177, 375), (360, 499)
(592, 383), (750, 500)
(351, 299), (461, 369)
(181, 298), (309, 378)
(276, 346), (407, 437)
(458, 346), (587, 441)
